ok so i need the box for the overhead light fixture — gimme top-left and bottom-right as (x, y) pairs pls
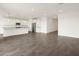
(58, 3), (64, 13)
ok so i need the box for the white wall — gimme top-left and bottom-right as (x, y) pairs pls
(27, 19), (32, 32)
(0, 17), (6, 34)
(58, 12), (79, 38)
(27, 18), (41, 32)
(28, 17), (48, 33)
(36, 18), (41, 32)
(40, 17), (47, 33)
(36, 17), (58, 33)
(47, 18), (58, 33)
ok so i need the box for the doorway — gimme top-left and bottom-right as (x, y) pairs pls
(32, 23), (36, 33)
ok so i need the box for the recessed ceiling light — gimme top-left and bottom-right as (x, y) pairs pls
(58, 3), (64, 5)
(58, 9), (63, 13)
(32, 8), (35, 11)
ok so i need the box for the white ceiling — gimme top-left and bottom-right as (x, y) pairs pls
(0, 3), (79, 19)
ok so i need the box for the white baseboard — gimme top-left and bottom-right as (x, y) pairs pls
(58, 34), (79, 39)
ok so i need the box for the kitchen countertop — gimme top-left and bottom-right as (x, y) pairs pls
(2, 27), (29, 29)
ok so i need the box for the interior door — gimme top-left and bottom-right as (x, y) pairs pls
(32, 23), (36, 33)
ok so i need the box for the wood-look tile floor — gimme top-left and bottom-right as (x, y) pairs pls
(0, 31), (79, 56)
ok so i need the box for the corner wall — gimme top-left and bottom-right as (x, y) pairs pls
(58, 12), (79, 38)
(47, 18), (58, 33)
(36, 17), (58, 33)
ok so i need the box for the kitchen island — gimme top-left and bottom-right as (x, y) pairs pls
(3, 27), (29, 37)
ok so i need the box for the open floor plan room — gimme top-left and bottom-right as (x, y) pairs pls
(0, 3), (79, 56)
